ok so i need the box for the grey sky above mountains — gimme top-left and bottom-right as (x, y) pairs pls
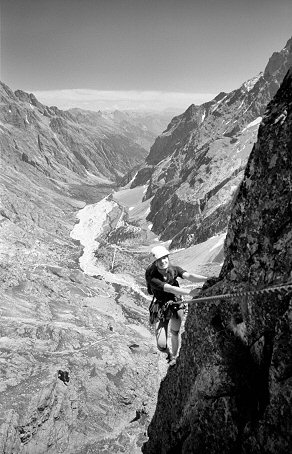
(1, 0), (291, 111)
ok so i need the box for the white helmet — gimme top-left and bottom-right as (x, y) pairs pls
(151, 245), (170, 261)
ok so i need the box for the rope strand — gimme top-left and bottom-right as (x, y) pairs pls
(188, 282), (292, 304)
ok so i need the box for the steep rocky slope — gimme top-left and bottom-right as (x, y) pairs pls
(132, 37), (292, 249)
(142, 68), (292, 453)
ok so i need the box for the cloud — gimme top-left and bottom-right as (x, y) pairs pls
(32, 89), (216, 112)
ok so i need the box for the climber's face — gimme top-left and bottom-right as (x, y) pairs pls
(156, 255), (169, 270)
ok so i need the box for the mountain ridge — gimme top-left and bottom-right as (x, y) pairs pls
(0, 81), (176, 189)
(131, 37), (292, 249)
(0, 81), (146, 184)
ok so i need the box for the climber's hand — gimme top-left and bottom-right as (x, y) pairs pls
(189, 287), (202, 297)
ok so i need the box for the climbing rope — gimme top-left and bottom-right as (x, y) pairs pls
(189, 282), (292, 303)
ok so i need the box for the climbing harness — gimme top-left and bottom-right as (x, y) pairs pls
(189, 282), (292, 304)
(149, 298), (186, 325)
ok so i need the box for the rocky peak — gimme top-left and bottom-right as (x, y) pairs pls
(241, 73), (262, 92)
(144, 103), (209, 167)
(15, 89), (37, 105)
(214, 91), (227, 101)
(264, 37), (292, 77)
(0, 81), (18, 100)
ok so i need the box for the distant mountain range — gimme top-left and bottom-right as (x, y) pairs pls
(0, 83), (173, 186)
(131, 37), (292, 249)
(67, 107), (177, 153)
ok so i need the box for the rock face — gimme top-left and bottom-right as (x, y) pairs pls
(132, 37), (292, 249)
(142, 69), (292, 453)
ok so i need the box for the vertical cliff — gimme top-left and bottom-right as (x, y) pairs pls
(142, 69), (292, 454)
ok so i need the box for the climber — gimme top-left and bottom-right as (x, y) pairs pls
(146, 245), (207, 366)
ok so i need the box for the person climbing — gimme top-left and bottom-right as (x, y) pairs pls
(146, 245), (207, 366)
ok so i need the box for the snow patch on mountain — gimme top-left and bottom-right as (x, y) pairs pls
(242, 73), (262, 91)
(243, 116), (262, 131)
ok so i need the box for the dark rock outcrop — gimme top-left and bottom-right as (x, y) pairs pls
(142, 69), (292, 453)
(132, 37), (292, 249)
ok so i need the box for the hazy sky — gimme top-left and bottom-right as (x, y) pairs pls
(1, 0), (291, 111)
